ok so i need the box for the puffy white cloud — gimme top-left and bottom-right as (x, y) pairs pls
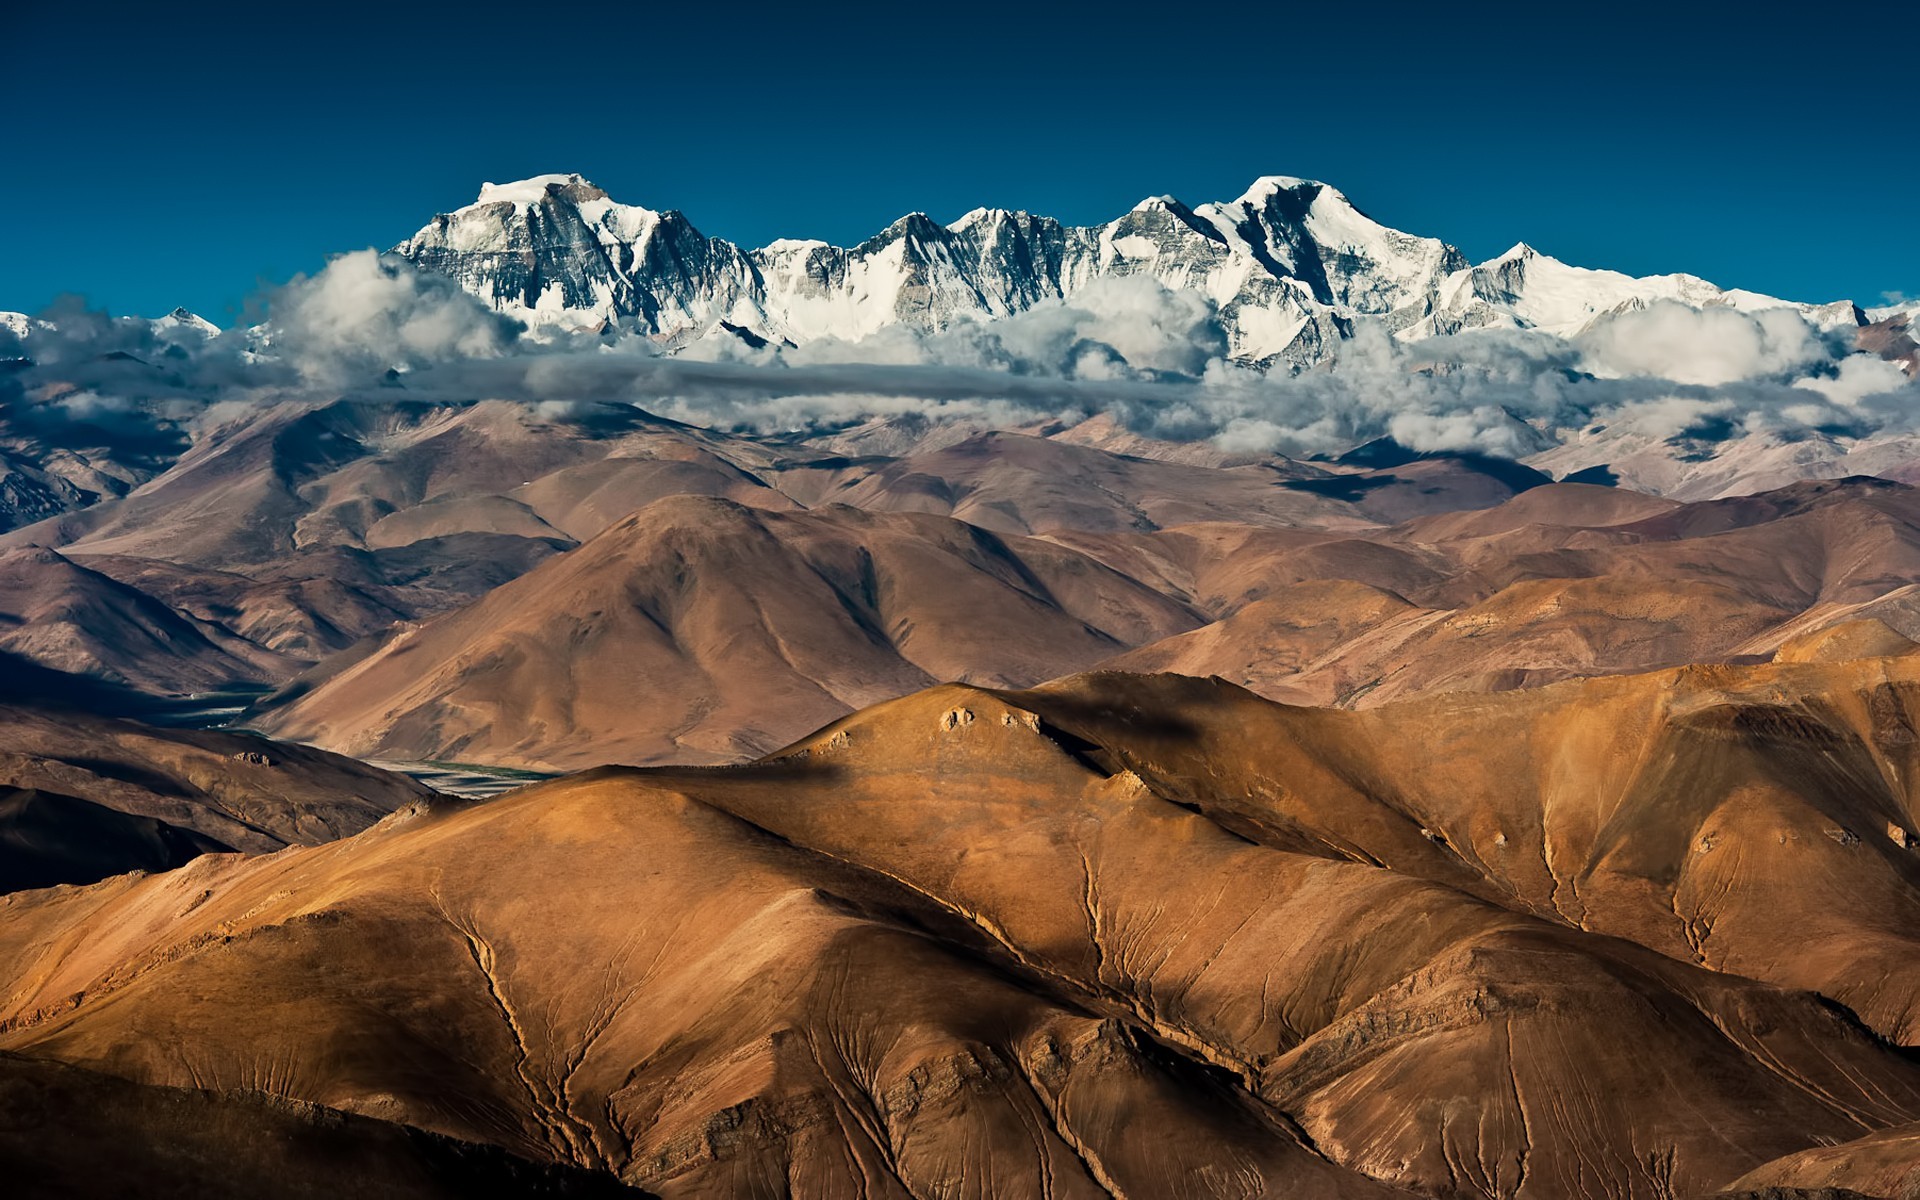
(1599, 395), (1740, 442)
(1793, 354), (1910, 409)
(1574, 302), (1827, 386)
(265, 250), (523, 383)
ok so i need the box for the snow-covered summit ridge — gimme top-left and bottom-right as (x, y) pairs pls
(469, 174), (607, 210)
(0, 308), (220, 343)
(394, 173), (1863, 369)
(156, 307), (221, 337)
(1233, 175), (1336, 203)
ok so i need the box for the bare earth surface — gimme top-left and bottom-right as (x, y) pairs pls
(8, 396), (1920, 1193)
(8, 660), (1920, 1195)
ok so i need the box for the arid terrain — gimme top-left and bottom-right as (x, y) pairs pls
(13, 394), (1920, 772)
(9, 657), (1920, 1196)
(6, 148), (1920, 1195)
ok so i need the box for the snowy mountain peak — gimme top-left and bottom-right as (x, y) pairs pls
(393, 173), (1860, 370)
(948, 207), (1016, 232)
(879, 212), (939, 234)
(469, 173), (605, 210)
(1235, 175), (1331, 204)
(156, 307), (221, 337)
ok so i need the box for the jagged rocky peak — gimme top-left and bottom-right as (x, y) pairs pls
(868, 211), (946, 246)
(391, 172), (1861, 369)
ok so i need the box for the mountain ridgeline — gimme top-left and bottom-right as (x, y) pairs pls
(392, 173), (1866, 367)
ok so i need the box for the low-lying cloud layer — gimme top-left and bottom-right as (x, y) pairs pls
(4, 251), (1914, 468)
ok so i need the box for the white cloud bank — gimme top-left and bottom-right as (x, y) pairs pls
(6, 253), (1916, 467)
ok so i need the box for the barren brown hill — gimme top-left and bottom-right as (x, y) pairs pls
(1727, 1122), (1920, 1198)
(1101, 478), (1920, 709)
(1386, 480), (1682, 541)
(1774, 617), (1920, 664)
(1003, 663), (1920, 1044)
(7, 665), (1920, 1197)
(1038, 519), (1452, 616)
(1, 399), (793, 568)
(1105, 572), (1796, 706)
(1096, 580), (1441, 703)
(792, 429), (1372, 534)
(256, 496), (1204, 768)
(72, 553), (417, 659)
(2, 399), (1374, 573)
(0, 400), (800, 690)
(0, 702), (431, 884)
(0, 545), (297, 693)
(242, 475), (1920, 772)
(0, 399), (1374, 711)
(25, 387), (1920, 782)
(1276, 450), (1556, 524)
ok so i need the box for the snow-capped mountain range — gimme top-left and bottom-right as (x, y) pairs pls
(0, 306), (219, 346)
(1, 174), (1879, 374)
(395, 173), (1865, 368)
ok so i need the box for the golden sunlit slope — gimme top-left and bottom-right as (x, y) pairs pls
(1007, 662), (1920, 1044)
(1727, 1121), (1920, 1197)
(0, 776), (1396, 1198)
(9, 663), (1920, 1197)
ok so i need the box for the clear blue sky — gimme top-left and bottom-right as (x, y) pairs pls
(6, 0), (1914, 323)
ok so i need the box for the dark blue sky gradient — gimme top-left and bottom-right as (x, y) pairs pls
(6, 0), (1914, 323)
